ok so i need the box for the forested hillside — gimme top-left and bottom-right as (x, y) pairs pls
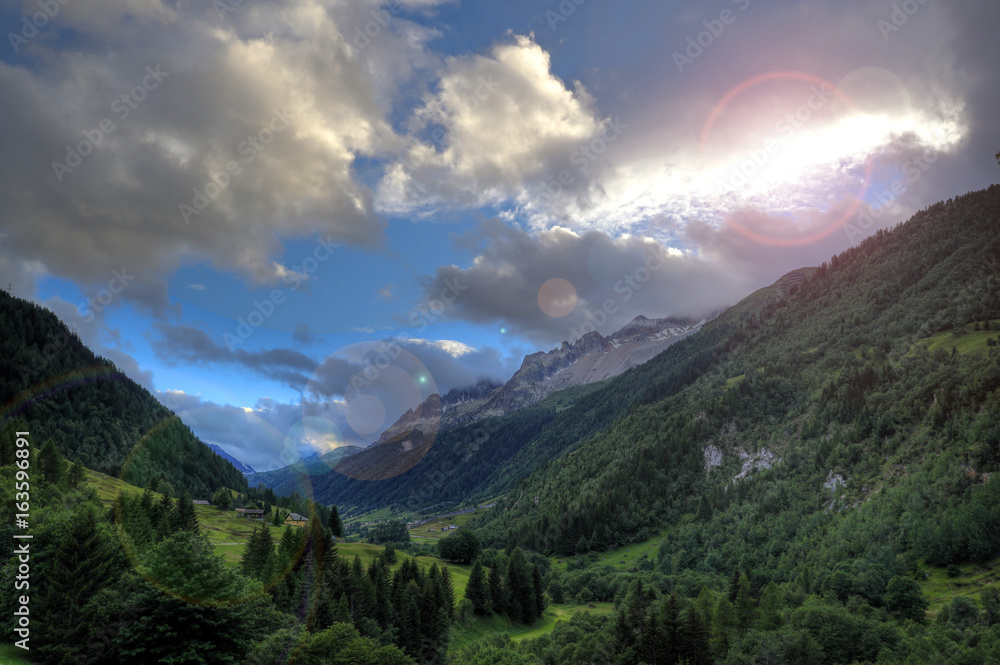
(0, 292), (247, 497)
(473, 185), (1000, 556)
(435, 186), (1000, 665)
(271, 268), (803, 515)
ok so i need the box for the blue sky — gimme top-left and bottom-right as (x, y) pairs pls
(3, 0), (998, 470)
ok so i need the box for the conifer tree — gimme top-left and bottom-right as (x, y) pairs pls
(487, 564), (504, 616)
(532, 564), (547, 619)
(38, 438), (66, 484)
(328, 504), (343, 538)
(465, 560), (489, 615)
(170, 492), (199, 532)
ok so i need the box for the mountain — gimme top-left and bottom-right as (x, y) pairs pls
(0, 291), (248, 498)
(250, 284), (785, 512)
(206, 443), (257, 476)
(372, 316), (703, 445)
(246, 444), (363, 495)
(466, 316), (705, 422)
(470, 184), (1000, 559)
(248, 316), (705, 504)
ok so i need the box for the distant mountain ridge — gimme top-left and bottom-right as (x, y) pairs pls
(370, 315), (705, 448)
(207, 443), (257, 476)
(246, 444), (363, 493)
(249, 313), (711, 501)
(468, 315), (705, 423)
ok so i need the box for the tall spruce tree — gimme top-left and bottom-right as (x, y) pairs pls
(465, 561), (489, 615)
(328, 504), (343, 538)
(170, 492), (199, 532)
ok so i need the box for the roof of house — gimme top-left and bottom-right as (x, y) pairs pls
(192, 500), (210, 505)
(236, 508), (265, 514)
(285, 512), (307, 522)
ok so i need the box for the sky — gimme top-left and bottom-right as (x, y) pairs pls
(2, 0), (997, 471)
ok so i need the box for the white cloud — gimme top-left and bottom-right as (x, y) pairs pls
(376, 33), (603, 215)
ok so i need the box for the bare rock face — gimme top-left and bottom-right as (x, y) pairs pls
(373, 315), (709, 444)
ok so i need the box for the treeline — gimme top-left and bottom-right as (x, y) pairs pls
(464, 546), (546, 625)
(241, 518), (453, 662)
(0, 438), (434, 664)
(453, 569), (1000, 665)
(0, 291), (248, 497)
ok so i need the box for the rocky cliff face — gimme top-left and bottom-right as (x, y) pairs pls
(373, 315), (707, 443)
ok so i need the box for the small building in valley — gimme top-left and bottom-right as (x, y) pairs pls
(284, 512), (308, 527)
(236, 508), (266, 519)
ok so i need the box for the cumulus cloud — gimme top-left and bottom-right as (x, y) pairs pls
(376, 33), (605, 215)
(149, 321), (517, 432)
(415, 219), (854, 345)
(155, 390), (352, 471)
(0, 0), (452, 312)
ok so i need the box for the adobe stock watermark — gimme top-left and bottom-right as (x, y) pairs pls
(877, 0), (931, 41)
(51, 66), (170, 182)
(843, 149), (937, 244)
(180, 107), (295, 225)
(535, 116), (628, 209)
(395, 76), (501, 176)
(545, 0), (588, 31)
(715, 83), (834, 194)
(351, 0), (406, 50)
(7, 0), (72, 54)
(567, 245), (674, 344)
(673, 0), (751, 74)
(224, 234), (339, 350)
(213, 0), (244, 19)
(79, 268), (135, 323)
(408, 277), (467, 333)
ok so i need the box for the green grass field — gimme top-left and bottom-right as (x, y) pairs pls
(0, 643), (33, 665)
(911, 321), (1000, 357)
(918, 559), (999, 620)
(450, 602), (615, 651)
(551, 532), (665, 572)
(408, 510), (486, 544)
(83, 469), (474, 597)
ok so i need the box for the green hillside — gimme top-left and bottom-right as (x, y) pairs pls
(0, 292), (247, 497)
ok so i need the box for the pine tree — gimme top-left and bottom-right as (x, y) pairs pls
(680, 608), (710, 665)
(38, 438), (66, 484)
(757, 581), (783, 630)
(67, 461), (85, 488)
(487, 564), (504, 616)
(465, 561), (489, 615)
(532, 563), (547, 619)
(734, 572), (755, 633)
(240, 524), (275, 581)
(439, 564), (456, 620)
(334, 593), (351, 624)
(710, 596), (734, 661)
(328, 504), (343, 538)
(170, 492), (199, 532)
(506, 547), (536, 624)
(34, 508), (123, 663)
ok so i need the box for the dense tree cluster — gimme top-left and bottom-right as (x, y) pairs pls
(437, 528), (481, 563)
(463, 547), (547, 625)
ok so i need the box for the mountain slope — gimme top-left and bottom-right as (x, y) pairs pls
(207, 443), (257, 476)
(0, 292), (248, 498)
(246, 444), (362, 494)
(466, 316), (704, 422)
(253, 273), (794, 513)
(471, 185), (1000, 564)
